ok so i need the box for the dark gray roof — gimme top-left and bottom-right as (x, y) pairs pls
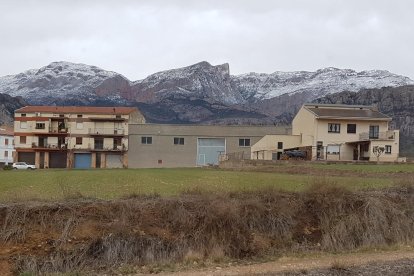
(305, 106), (390, 120)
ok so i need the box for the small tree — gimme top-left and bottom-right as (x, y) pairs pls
(372, 146), (385, 162)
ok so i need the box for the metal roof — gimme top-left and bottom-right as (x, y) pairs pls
(304, 104), (390, 120)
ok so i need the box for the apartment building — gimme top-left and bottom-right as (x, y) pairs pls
(0, 126), (14, 166)
(252, 104), (400, 162)
(14, 106), (145, 169)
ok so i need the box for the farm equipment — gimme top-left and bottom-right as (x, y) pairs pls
(280, 150), (307, 161)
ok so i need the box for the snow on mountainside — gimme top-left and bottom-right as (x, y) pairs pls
(0, 61), (413, 107)
(0, 62), (130, 104)
(232, 67), (414, 101)
(129, 61), (241, 104)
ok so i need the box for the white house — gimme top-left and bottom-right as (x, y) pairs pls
(0, 126), (14, 166)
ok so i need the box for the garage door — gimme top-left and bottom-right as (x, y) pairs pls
(49, 152), (67, 168)
(197, 138), (225, 166)
(74, 153), (92, 169)
(18, 152), (36, 165)
(106, 154), (123, 168)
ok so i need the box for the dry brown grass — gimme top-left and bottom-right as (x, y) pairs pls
(1, 181), (413, 275)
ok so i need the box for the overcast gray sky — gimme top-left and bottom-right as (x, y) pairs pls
(1, 0), (413, 80)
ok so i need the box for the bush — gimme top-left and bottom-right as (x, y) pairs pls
(3, 164), (13, 170)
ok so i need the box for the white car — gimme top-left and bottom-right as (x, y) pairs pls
(12, 162), (36, 170)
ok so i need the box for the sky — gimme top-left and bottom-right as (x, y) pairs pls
(0, 0), (413, 80)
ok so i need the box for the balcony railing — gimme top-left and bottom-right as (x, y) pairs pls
(30, 143), (67, 150)
(359, 131), (395, 140)
(93, 144), (126, 151)
(49, 127), (69, 134)
(89, 128), (125, 135)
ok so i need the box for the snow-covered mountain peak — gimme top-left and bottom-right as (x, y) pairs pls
(0, 61), (130, 103)
(1, 61), (413, 107)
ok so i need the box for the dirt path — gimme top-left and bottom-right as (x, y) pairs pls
(159, 250), (414, 276)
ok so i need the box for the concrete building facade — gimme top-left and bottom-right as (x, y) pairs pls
(14, 106), (145, 169)
(128, 124), (291, 168)
(0, 126), (14, 166)
(254, 104), (401, 162)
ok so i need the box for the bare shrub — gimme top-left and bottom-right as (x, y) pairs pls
(4, 182), (414, 274)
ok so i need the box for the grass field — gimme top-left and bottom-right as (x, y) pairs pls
(1, 163), (412, 202)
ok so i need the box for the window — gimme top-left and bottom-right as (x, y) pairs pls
(59, 114), (65, 118)
(20, 121), (27, 129)
(77, 114), (82, 118)
(174, 137), (185, 145)
(4, 151), (8, 158)
(327, 145), (340, 155)
(21, 113), (26, 117)
(20, 136), (26, 144)
(5, 138), (8, 146)
(76, 137), (82, 145)
(369, 125), (379, 139)
(116, 115), (121, 119)
(239, 138), (251, 147)
(35, 122), (45, 129)
(347, 124), (356, 134)
(328, 123), (340, 133)
(76, 122), (83, 129)
(141, 136), (152, 144)
(277, 142), (283, 149)
(385, 145), (392, 154)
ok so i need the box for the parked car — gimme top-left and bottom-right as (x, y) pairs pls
(12, 162), (36, 170)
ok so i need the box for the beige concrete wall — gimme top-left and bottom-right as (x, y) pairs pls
(292, 107), (316, 147)
(128, 124), (290, 168)
(369, 133), (400, 162)
(315, 119), (394, 161)
(315, 119), (389, 145)
(250, 135), (302, 160)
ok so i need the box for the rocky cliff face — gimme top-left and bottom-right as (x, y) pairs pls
(1, 61), (412, 107)
(0, 93), (26, 126)
(1, 61), (413, 126)
(1, 61), (414, 154)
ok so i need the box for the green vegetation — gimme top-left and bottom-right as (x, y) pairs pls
(0, 165), (406, 202)
(309, 163), (414, 173)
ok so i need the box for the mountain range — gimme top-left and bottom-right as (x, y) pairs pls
(0, 61), (413, 155)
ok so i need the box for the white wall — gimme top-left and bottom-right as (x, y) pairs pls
(0, 135), (15, 164)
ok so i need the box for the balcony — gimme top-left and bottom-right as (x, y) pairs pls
(30, 142), (67, 150)
(359, 130), (395, 141)
(92, 144), (126, 151)
(49, 127), (69, 134)
(89, 128), (125, 136)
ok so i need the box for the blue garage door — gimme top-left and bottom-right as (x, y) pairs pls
(74, 153), (92, 169)
(197, 138), (225, 166)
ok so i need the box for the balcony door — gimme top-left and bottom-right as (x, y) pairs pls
(369, 125), (379, 139)
(39, 137), (47, 148)
(94, 138), (104, 150)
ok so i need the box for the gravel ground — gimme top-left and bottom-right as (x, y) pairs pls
(272, 258), (414, 276)
(161, 250), (414, 276)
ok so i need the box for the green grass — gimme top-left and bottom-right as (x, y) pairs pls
(309, 163), (414, 173)
(0, 167), (397, 202)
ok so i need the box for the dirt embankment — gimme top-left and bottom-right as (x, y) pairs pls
(0, 184), (413, 275)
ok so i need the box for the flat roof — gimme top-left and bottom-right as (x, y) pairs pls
(15, 106), (138, 115)
(129, 123), (291, 136)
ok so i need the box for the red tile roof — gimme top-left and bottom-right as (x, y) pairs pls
(0, 125), (13, 136)
(15, 106), (138, 115)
